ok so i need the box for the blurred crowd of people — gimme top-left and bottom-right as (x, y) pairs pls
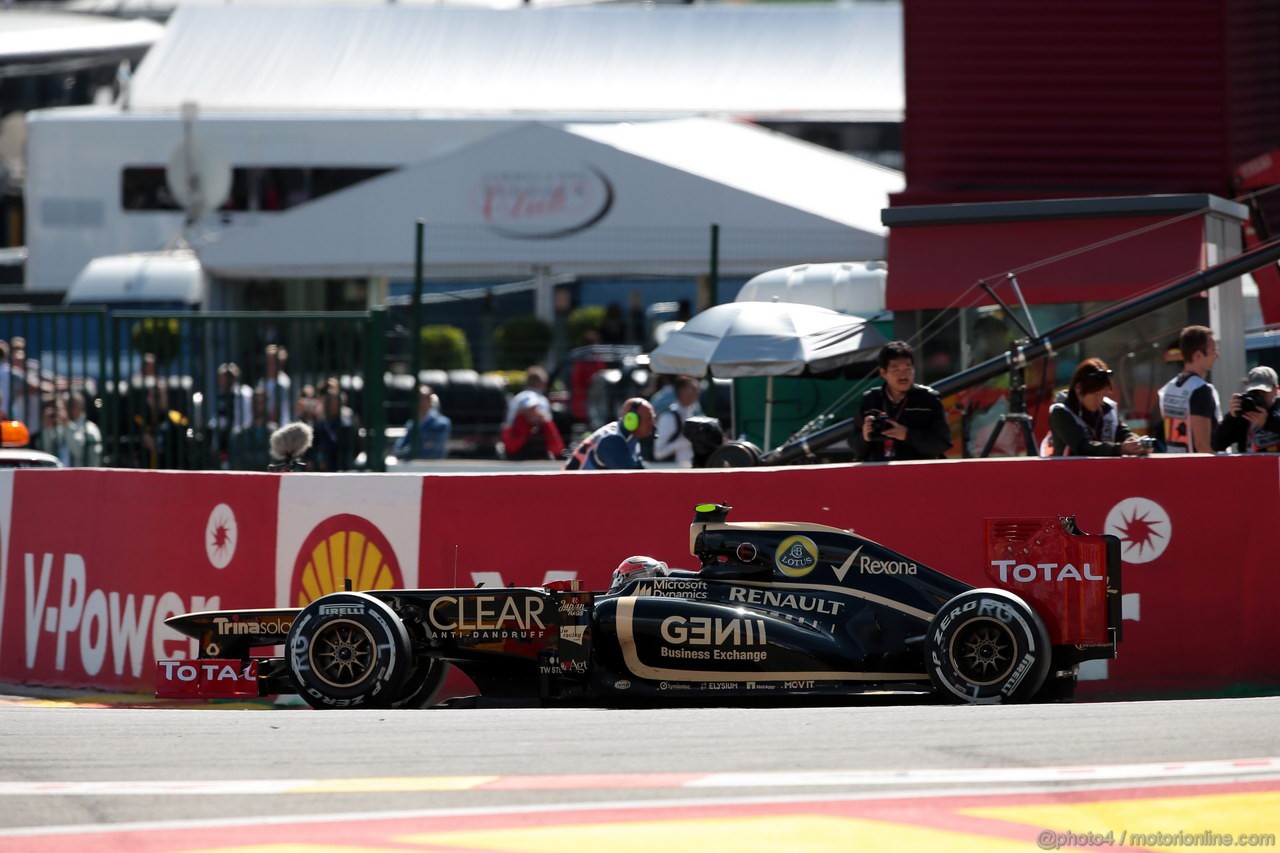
(206, 346), (362, 472)
(11, 319), (1277, 473)
(1, 336), (102, 467)
(0, 337), (370, 472)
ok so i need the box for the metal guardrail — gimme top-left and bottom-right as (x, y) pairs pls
(1, 308), (393, 471)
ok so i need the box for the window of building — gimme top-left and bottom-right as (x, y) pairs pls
(121, 166), (394, 212)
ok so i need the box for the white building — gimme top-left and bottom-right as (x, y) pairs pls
(24, 3), (904, 311)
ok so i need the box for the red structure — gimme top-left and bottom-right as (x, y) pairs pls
(888, 0), (1280, 320)
(895, 0), (1280, 208)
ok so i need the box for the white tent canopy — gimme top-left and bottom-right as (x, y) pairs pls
(198, 119), (905, 280)
(125, 4), (902, 120)
(66, 0), (599, 15)
(0, 11), (162, 63)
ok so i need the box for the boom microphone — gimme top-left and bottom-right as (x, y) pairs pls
(269, 422), (313, 462)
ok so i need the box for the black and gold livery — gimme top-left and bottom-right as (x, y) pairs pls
(159, 503), (1121, 708)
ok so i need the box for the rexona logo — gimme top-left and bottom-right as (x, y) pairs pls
(990, 560), (1103, 582)
(290, 515), (403, 608)
(860, 554), (918, 575)
(775, 536), (819, 577)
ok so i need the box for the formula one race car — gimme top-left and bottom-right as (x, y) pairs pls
(157, 503), (1122, 707)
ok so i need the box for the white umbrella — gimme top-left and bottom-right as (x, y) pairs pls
(649, 301), (887, 449)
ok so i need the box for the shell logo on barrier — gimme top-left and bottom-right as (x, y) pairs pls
(775, 535), (819, 578)
(289, 514), (404, 607)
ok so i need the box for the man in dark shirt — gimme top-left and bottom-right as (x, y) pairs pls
(1212, 365), (1280, 453)
(564, 398), (655, 470)
(853, 340), (951, 462)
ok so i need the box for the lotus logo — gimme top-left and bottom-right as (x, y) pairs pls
(775, 536), (819, 578)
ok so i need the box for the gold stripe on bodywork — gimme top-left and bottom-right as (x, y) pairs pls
(615, 597), (926, 683)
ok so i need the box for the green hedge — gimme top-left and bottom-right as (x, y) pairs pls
(495, 314), (551, 370)
(419, 324), (472, 370)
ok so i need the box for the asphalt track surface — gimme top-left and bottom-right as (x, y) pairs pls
(0, 695), (1277, 851)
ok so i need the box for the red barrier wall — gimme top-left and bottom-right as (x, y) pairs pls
(0, 471), (280, 691)
(2, 456), (1277, 698)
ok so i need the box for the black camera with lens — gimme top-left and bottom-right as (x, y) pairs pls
(1138, 436), (1157, 449)
(1239, 389), (1267, 414)
(870, 411), (894, 437)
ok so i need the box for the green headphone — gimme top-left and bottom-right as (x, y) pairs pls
(622, 404), (640, 432)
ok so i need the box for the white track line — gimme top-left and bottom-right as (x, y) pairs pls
(0, 757), (1275, 797)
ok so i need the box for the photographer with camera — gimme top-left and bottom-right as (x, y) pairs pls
(1212, 366), (1280, 453)
(1045, 358), (1151, 457)
(853, 341), (950, 462)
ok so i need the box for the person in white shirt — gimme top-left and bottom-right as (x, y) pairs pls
(64, 392), (103, 467)
(653, 376), (702, 466)
(1157, 325), (1220, 453)
(505, 365), (552, 427)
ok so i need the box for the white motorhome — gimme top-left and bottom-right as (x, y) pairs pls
(64, 249), (207, 310)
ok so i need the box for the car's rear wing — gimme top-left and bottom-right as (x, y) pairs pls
(985, 516), (1121, 658)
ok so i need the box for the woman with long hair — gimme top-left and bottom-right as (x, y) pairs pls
(1047, 358), (1151, 457)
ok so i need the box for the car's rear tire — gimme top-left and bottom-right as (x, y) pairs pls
(926, 588), (1051, 704)
(706, 440), (762, 468)
(288, 592), (411, 709)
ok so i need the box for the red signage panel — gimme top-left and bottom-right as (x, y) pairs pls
(0, 470), (279, 691)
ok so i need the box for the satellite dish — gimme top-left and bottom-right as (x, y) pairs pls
(165, 135), (231, 224)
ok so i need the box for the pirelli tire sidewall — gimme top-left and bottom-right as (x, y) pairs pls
(926, 588), (1052, 705)
(287, 592), (412, 709)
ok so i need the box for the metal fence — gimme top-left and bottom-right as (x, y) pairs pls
(0, 308), (395, 472)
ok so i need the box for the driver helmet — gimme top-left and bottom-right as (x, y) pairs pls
(609, 555), (669, 593)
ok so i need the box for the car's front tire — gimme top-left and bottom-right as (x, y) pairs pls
(926, 588), (1051, 704)
(287, 592), (411, 709)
